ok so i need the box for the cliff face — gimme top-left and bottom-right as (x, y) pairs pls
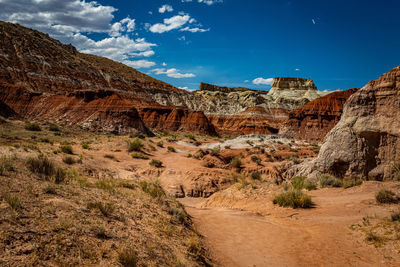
(288, 66), (400, 181)
(280, 88), (358, 141)
(0, 21), (216, 135)
(270, 77), (317, 91)
(208, 107), (288, 136)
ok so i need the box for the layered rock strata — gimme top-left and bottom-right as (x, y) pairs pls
(280, 88), (358, 141)
(287, 66), (400, 181)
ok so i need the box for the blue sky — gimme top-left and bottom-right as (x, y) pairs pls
(1, 0), (399, 91)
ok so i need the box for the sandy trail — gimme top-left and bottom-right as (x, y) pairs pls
(180, 184), (399, 267)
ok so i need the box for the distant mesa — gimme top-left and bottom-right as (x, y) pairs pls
(270, 77), (317, 92)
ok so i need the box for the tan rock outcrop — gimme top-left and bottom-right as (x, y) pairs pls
(287, 66), (400, 180)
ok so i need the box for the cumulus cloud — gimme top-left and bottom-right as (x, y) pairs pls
(158, 4), (173, 13)
(0, 0), (156, 68)
(149, 14), (190, 33)
(180, 26), (209, 33)
(151, 68), (195, 78)
(252, 77), (274, 85)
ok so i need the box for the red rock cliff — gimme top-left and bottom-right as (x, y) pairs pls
(280, 88), (358, 141)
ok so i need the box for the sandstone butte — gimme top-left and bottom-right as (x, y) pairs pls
(287, 65), (400, 181)
(280, 88), (358, 141)
(0, 21), (216, 136)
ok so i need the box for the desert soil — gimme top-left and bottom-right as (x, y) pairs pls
(181, 182), (400, 267)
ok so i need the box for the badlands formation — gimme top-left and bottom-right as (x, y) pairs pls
(1, 20), (400, 266)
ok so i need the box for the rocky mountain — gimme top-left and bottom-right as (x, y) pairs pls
(287, 65), (400, 180)
(0, 21), (216, 135)
(280, 88), (358, 141)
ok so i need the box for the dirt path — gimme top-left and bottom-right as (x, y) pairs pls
(180, 185), (399, 267)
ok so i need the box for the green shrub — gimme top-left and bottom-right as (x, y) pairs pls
(118, 247), (138, 267)
(320, 174), (342, 187)
(376, 190), (399, 204)
(210, 145), (220, 156)
(148, 144), (156, 151)
(156, 141), (164, 148)
(25, 122), (41, 131)
(391, 211), (400, 222)
(140, 181), (165, 198)
(131, 152), (149, 159)
(273, 190), (313, 209)
(291, 176), (306, 190)
(81, 143), (90, 149)
(167, 146), (176, 153)
(4, 194), (22, 210)
(304, 179), (317, 191)
(251, 171), (261, 180)
(251, 155), (261, 165)
(230, 157), (241, 168)
(49, 124), (60, 132)
(149, 159), (163, 168)
(128, 138), (144, 152)
(104, 154), (116, 160)
(62, 156), (76, 165)
(61, 145), (73, 154)
(342, 179), (363, 189)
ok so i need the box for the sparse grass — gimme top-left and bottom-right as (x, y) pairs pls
(365, 231), (385, 246)
(167, 146), (176, 153)
(119, 181), (136, 190)
(49, 124), (60, 132)
(43, 184), (57, 194)
(95, 179), (116, 191)
(131, 152), (149, 159)
(250, 171), (261, 180)
(320, 174), (342, 188)
(393, 162), (400, 180)
(149, 159), (163, 168)
(168, 204), (189, 225)
(203, 161), (215, 168)
(376, 190), (399, 204)
(61, 145), (73, 154)
(25, 122), (41, 131)
(128, 138), (144, 152)
(87, 201), (115, 217)
(0, 155), (14, 175)
(230, 157), (241, 169)
(148, 144), (156, 151)
(273, 190), (313, 209)
(118, 247), (138, 267)
(62, 156), (76, 165)
(81, 143), (90, 149)
(4, 194), (22, 210)
(186, 235), (201, 255)
(54, 168), (66, 184)
(27, 156), (56, 177)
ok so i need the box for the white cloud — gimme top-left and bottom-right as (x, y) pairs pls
(295, 68), (300, 71)
(252, 77), (274, 85)
(178, 86), (196, 91)
(158, 4), (173, 13)
(182, 0), (223, 5)
(162, 62), (167, 66)
(151, 68), (195, 78)
(178, 35), (186, 41)
(149, 14), (190, 33)
(244, 80), (249, 83)
(123, 59), (156, 69)
(0, 0), (156, 68)
(312, 19), (316, 25)
(180, 26), (209, 33)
